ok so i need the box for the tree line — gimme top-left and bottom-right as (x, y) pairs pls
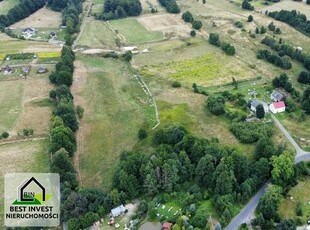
(268, 9), (310, 36)
(97, 0), (142, 20)
(158, 0), (180, 14)
(261, 36), (310, 70)
(111, 124), (274, 227)
(0, 0), (45, 30)
(257, 49), (292, 69)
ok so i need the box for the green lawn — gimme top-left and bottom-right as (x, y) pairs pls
(109, 18), (164, 45)
(0, 0), (20, 15)
(0, 140), (50, 227)
(77, 56), (155, 190)
(278, 178), (310, 225)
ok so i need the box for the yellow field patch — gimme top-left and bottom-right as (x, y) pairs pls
(36, 52), (61, 58)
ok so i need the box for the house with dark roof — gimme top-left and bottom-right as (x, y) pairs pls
(269, 101), (286, 114)
(250, 100), (269, 113)
(270, 90), (284, 102)
(22, 27), (35, 33)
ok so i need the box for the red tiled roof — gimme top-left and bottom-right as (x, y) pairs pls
(163, 222), (173, 228)
(273, 101), (285, 109)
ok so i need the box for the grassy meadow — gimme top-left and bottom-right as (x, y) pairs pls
(0, 140), (50, 227)
(109, 18), (164, 45)
(75, 56), (156, 190)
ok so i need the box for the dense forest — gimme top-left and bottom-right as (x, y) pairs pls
(268, 10), (310, 36)
(97, 0), (142, 20)
(0, 0), (45, 29)
(158, 0), (180, 13)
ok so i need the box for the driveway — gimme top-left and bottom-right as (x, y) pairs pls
(225, 115), (310, 230)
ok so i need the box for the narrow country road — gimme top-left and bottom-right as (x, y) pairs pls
(225, 115), (310, 230)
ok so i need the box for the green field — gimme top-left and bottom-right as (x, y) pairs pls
(0, 140), (50, 227)
(77, 19), (116, 48)
(77, 56), (155, 190)
(109, 18), (164, 45)
(278, 178), (310, 225)
(0, 0), (20, 15)
(0, 81), (23, 132)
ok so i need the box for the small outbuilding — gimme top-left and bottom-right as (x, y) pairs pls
(250, 100), (269, 113)
(270, 90), (284, 102)
(111, 205), (126, 217)
(269, 101), (286, 114)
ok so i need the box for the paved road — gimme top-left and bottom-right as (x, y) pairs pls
(226, 115), (310, 230)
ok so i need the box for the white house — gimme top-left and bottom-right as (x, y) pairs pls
(250, 100), (269, 113)
(111, 205), (126, 217)
(269, 101), (286, 114)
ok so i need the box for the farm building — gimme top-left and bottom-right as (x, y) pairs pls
(270, 90), (284, 102)
(111, 205), (126, 217)
(250, 100), (269, 113)
(269, 101), (286, 114)
(23, 27), (35, 34)
(2, 65), (14, 75)
(37, 66), (47, 74)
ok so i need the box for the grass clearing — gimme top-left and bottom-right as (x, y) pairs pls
(74, 56), (155, 190)
(0, 139), (50, 227)
(77, 19), (116, 48)
(10, 7), (62, 28)
(0, 0), (20, 15)
(109, 18), (164, 45)
(278, 177), (310, 225)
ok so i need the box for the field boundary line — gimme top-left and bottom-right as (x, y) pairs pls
(0, 136), (47, 146)
(133, 73), (160, 129)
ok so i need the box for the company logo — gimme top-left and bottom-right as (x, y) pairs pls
(12, 177), (51, 205)
(5, 173), (60, 227)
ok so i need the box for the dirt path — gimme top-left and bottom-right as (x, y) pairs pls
(0, 136), (47, 146)
(73, 0), (93, 48)
(71, 60), (89, 186)
(105, 20), (126, 45)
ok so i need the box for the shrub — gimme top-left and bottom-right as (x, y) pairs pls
(247, 15), (253, 22)
(234, 21), (244, 28)
(138, 128), (147, 139)
(23, 128), (34, 137)
(1, 131), (9, 138)
(76, 105), (84, 119)
(190, 30), (196, 37)
(192, 20), (202, 30)
(171, 81), (181, 88)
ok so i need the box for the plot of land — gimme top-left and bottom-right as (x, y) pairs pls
(0, 65), (54, 136)
(278, 178), (310, 225)
(77, 18), (116, 48)
(0, 0), (19, 15)
(73, 56), (155, 190)
(109, 18), (164, 45)
(0, 140), (50, 227)
(11, 7), (62, 28)
(138, 13), (190, 38)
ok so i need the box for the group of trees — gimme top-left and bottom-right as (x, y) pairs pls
(257, 49), (292, 69)
(112, 125), (272, 227)
(49, 46), (75, 86)
(302, 86), (310, 114)
(0, 0), (45, 30)
(206, 96), (226, 115)
(209, 33), (236, 56)
(298, 71), (310, 84)
(98, 0), (142, 20)
(242, 0), (254, 10)
(272, 73), (295, 93)
(158, 0), (180, 14)
(268, 22), (282, 34)
(268, 10), (310, 36)
(182, 11), (202, 30)
(261, 36), (310, 70)
(230, 121), (274, 143)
